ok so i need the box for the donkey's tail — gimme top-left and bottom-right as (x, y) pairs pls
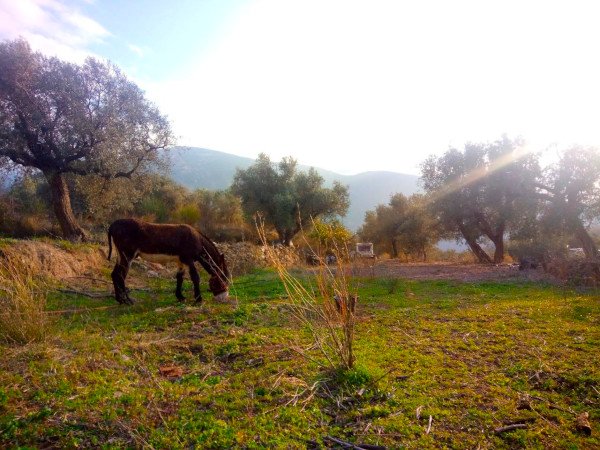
(107, 228), (113, 261)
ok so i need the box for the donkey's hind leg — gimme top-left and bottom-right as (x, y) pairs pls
(175, 263), (186, 302)
(111, 251), (135, 305)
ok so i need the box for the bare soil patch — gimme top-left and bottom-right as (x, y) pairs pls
(348, 260), (560, 283)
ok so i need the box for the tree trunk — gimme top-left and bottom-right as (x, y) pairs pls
(391, 239), (399, 258)
(45, 171), (88, 241)
(465, 236), (493, 264)
(574, 220), (598, 260)
(457, 222), (492, 263)
(475, 214), (505, 263)
(492, 236), (504, 263)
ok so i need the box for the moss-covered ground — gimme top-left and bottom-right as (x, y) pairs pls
(1, 269), (599, 448)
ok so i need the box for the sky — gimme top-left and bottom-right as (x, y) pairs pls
(2, 0), (600, 175)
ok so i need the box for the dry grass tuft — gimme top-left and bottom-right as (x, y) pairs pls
(0, 249), (49, 344)
(257, 219), (357, 370)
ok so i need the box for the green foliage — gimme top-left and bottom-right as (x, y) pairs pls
(68, 173), (156, 225)
(535, 146), (600, 259)
(192, 189), (246, 239)
(308, 219), (353, 252)
(134, 176), (188, 223)
(232, 153), (349, 245)
(335, 365), (373, 388)
(175, 204), (201, 225)
(421, 136), (539, 263)
(359, 193), (438, 260)
(0, 38), (174, 239)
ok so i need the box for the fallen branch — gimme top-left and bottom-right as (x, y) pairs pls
(494, 424), (528, 434)
(323, 436), (386, 450)
(56, 287), (152, 299)
(57, 289), (113, 298)
(65, 276), (111, 284)
(426, 415), (433, 434)
(46, 305), (121, 315)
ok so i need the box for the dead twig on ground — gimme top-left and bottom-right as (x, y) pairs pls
(426, 415), (433, 434)
(494, 423), (528, 433)
(324, 435), (385, 449)
(57, 289), (113, 298)
(46, 305), (121, 315)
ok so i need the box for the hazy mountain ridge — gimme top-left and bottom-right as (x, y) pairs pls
(168, 147), (420, 231)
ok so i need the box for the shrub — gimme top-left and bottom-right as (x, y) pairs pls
(544, 258), (600, 287)
(0, 249), (49, 343)
(508, 237), (568, 266)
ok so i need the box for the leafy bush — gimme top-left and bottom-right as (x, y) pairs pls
(508, 237), (568, 265)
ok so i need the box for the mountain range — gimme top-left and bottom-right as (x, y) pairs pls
(168, 147), (420, 231)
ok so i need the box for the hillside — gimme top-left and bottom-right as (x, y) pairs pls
(168, 147), (420, 231)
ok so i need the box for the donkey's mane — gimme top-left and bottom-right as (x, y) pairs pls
(197, 231), (229, 280)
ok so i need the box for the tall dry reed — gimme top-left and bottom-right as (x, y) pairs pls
(258, 220), (357, 370)
(0, 249), (48, 343)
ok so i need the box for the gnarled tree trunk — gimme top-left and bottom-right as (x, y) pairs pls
(391, 238), (399, 258)
(492, 235), (504, 263)
(457, 222), (492, 264)
(475, 214), (505, 263)
(45, 171), (88, 241)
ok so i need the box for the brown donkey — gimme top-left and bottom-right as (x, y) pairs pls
(107, 219), (230, 305)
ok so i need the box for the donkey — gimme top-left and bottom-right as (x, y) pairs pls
(107, 218), (230, 305)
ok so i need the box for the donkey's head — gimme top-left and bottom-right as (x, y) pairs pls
(208, 251), (230, 301)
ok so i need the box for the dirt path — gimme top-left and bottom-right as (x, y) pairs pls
(347, 260), (559, 283)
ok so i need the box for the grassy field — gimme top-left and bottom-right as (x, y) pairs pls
(0, 268), (599, 449)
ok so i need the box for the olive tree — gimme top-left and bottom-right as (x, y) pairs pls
(232, 153), (349, 246)
(421, 137), (539, 263)
(0, 39), (173, 240)
(535, 146), (600, 260)
(358, 193), (438, 260)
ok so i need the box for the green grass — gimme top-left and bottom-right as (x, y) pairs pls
(0, 270), (599, 449)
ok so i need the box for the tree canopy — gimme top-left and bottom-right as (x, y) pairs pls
(420, 137), (539, 263)
(0, 39), (173, 239)
(231, 153), (349, 246)
(358, 193), (438, 260)
(534, 146), (600, 259)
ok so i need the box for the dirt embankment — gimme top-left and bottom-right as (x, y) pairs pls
(0, 240), (300, 283)
(0, 240), (108, 281)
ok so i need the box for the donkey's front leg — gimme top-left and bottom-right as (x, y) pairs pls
(187, 263), (202, 303)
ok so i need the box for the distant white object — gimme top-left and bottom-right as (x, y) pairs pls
(355, 242), (375, 258)
(568, 247), (585, 258)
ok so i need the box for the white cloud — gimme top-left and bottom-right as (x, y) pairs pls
(0, 0), (110, 62)
(128, 43), (144, 58)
